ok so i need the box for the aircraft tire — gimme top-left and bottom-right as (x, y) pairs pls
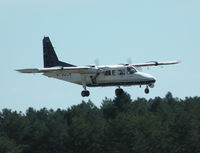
(145, 88), (149, 94)
(115, 88), (124, 96)
(81, 90), (90, 97)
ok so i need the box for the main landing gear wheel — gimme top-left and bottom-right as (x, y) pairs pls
(144, 87), (150, 94)
(115, 88), (124, 96)
(81, 90), (90, 97)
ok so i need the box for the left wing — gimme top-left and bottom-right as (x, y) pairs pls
(16, 66), (99, 74)
(132, 60), (181, 67)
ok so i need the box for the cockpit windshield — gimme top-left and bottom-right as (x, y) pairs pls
(127, 66), (137, 74)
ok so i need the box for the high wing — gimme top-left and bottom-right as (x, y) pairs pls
(132, 60), (181, 67)
(16, 36), (181, 97)
(16, 66), (99, 74)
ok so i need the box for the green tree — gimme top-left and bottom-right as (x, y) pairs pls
(0, 92), (200, 153)
(113, 92), (132, 112)
(101, 97), (117, 119)
(0, 136), (23, 153)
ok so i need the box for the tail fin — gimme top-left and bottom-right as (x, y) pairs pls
(43, 37), (76, 68)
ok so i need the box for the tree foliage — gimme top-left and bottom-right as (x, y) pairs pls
(0, 92), (200, 153)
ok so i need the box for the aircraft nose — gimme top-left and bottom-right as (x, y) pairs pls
(150, 76), (156, 83)
(139, 72), (156, 82)
(147, 75), (156, 83)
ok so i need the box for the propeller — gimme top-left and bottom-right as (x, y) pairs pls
(127, 58), (132, 65)
(94, 59), (99, 66)
(126, 58), (143, 71)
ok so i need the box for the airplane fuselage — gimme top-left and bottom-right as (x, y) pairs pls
(43, 65), (156, 88)
(17, 37), (179, 97)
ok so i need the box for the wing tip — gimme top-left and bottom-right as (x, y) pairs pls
(15, 69), (24, 73)
(15, 68), (39, 73)
(174, 60), (181, 64)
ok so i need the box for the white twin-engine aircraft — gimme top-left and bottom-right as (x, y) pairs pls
(17, 37), (180, 97)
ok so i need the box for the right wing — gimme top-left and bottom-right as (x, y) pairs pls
(132, 60), (181, 67)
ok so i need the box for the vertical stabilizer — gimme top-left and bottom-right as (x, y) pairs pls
(43, 37), (76, 68)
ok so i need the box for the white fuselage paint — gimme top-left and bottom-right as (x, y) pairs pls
(43, 65), (156, 88)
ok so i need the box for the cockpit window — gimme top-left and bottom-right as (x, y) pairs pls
(127, 66), (137, 74)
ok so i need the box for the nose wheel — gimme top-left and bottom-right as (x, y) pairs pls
(81, 90), (90, 97)
(144, 87), (150, 94)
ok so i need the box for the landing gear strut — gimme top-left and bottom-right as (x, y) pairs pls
(115, 88), (124, 96)
(81, 90), (90, 97)
(81, 80), (90, 97)
(144, 86), (149, 94)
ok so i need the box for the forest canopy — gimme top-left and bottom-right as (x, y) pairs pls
(0, 92), (200, 153)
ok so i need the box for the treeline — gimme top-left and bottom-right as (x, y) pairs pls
(0, 92), (200, 153)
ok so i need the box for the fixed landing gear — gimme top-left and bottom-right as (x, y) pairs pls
(144, 86), (150, 94)
(81, 81), (90, 97)
(115, 88), (124, 96)
(81, 90), (90, 97)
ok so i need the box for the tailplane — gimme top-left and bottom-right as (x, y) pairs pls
(43, 37), (76, 68)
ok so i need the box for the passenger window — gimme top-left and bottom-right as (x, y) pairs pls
(112, 70), (117, 75)
(118, 69), (125, 75)
(105, 70), (111, 76)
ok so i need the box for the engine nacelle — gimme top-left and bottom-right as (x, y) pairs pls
(149, 83), (155, 88)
